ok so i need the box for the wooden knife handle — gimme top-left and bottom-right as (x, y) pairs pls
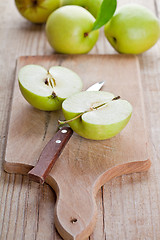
(28, 126), (73, 184)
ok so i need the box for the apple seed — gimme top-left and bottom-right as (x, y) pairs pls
(44, 78), (49, 85)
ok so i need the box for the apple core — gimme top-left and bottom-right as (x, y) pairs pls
(18, 64), (83, 111)
(62, 91), (132, 140)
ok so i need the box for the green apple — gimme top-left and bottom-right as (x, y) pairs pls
(18, 64), (83, 111)
(104, 4), (160, 54)
(60, 0), (103, 18)
(61, 91), (132, 140)
(46, 5), (99, 54)
(15, 0), (60, 23)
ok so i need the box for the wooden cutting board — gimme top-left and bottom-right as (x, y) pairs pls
(4, 55), (151, 240)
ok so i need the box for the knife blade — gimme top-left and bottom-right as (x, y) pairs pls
(28, 81), (104, 184)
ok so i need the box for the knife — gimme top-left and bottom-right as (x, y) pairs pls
(28, 81), (104, 184)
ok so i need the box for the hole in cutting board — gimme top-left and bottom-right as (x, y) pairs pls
(70, 218), (78, 224)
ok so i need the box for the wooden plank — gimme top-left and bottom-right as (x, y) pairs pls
(4, 54), (151, 239)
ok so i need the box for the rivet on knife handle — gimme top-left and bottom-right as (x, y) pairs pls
(28, 126), (73, 184)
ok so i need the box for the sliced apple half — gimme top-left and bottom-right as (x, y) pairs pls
(18, 64), (83, 111)
(61, 91), (132, 140)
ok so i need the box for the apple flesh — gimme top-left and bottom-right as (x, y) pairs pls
(46, 5), (99, 54)
(15, 0), (60, 23)
(18, 64), (83, 111)
(104, 4), (160, 54)
(60, 0), (103, 18)
(62, 91), (132, 140)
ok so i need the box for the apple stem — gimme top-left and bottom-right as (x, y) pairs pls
(91, 102), (106, 110)
(112, 96), (120, 101)
(84, 32), (89, 37)
(32, 0), (38, 7)
(58, 111), (87, 125)
(58, 96), (121, 125)
(51, 91), (57, 98)
(112, 37), (117, 44)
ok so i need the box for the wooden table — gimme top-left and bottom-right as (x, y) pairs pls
(0, 0), (160, 239)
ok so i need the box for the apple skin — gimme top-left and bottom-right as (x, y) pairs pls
(46, 5), (99, 54)
(60, 0), (103, 18)
(19, 83), (63, 111)
(62, 92), (132, 140)
(62, 112), (132, 140)
(104, 4), (160, 54)
(15, 0), (60, 23)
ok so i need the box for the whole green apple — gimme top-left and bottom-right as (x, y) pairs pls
(46, 5), (99, 54)
(62, 91), (132, 140)
(15, 0), (60, 23)
(60, 0), (103, 18)
(104, 4), (160, 54)
(18, 64), (83, 111)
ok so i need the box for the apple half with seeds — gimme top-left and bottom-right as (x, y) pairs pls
(18, 64), (83, 111)
(61, 91), (132, 140)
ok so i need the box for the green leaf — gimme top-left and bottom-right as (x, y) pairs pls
(92, 0), (117, 31)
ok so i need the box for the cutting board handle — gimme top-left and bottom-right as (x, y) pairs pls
(48, 160), (151, 240)
(53, 185), (97, 240)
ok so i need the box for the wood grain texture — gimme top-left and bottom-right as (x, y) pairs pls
(0, 0), (160, 239)
(4, 55), (151, 240)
